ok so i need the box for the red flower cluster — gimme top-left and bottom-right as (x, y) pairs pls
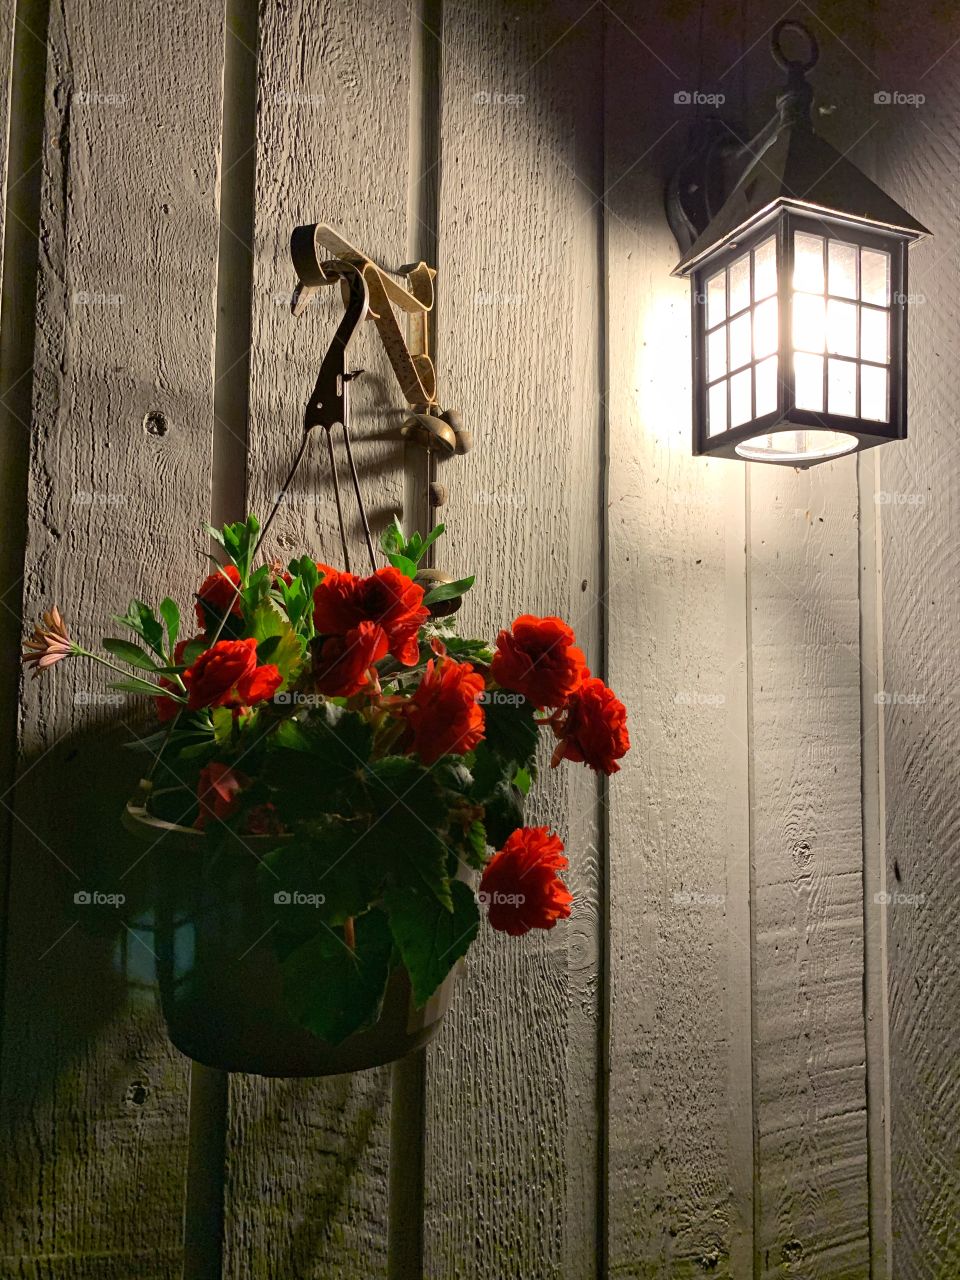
(184, 638), (281, 711)
(195, 564), (242, 630)
(479, 826), (573, 936)
(492, 614), (628, 775)
(491, 614), (586, 709)
(550, 676), (630, 775)
(402, 657), (485, 765)
(313, 566), (428, 666)
(313, 621), (388, 698)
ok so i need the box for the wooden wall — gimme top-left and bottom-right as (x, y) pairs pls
(0, 0), (956, 1277)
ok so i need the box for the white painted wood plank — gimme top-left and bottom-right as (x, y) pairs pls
(872, 12), (960, 1277)
(1, 0), (227, 1272)
(604, 3), (754, 1274)
(422, 2), (604, 1276)
(747, 461), (870, 1278)
(222, 1), (414, 1275)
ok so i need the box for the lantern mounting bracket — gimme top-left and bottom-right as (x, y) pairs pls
(666, 20), (819, 254)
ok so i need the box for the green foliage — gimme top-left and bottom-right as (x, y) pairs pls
(247, 600), (304, 684)
(384, 879), (479, 1006)
(113, 600), (166, 657)
(280, 908), (394, 1043)
(102, 637), (162, 671)
(205, 514), (260, 581)
(424, 575), (475, 605)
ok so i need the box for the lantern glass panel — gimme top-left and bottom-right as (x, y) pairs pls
(794, 352), (824, 411)
(860, 248), (890, 305)
(707, 271), (726, 327)
(730, 368), (752, 427)
(828, 240), (858, 299)
(729, 253), (751, 314)
(708, 380), (727, 436)
(755, 355), (778, 416)
(861, 364), (888, 421)
(794, 231), (825, 291)
(754, 236), (777, 298)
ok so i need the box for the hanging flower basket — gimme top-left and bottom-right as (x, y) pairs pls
(123, 783), (462, 1075)
(24, 515), (630, 1076)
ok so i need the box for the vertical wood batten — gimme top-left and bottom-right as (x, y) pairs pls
(872, 11), (960, 1277)
(1, 0), (228, 1272)
(744, 5), (872, 1274)
(423, 2), (604, 1274)
(388, 1), (442, 1274)
(0, 0), (49, 1070)
(182, 2), (261, 1277)
(223, 1), (413, 1275)
(604, 1), (753, 1273)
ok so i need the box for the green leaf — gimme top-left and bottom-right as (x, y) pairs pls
(481, 694), (539, 771)
(280, 908), (393, 1043)
(513, 766), (532, 796)
(247, 601), (305, 684)
(384, 879), (479, 1007)
(159, 598), (180, 653)
(424, 575), (474, 605)
(380, 515), (406, 558)
(479, 778), (525, 848)
(103, 638), (162, 671)
(109, 678), (171, 697)
(262, 820), (387, 927)
(465, 819), (488, 868)
(386, 553), (418, 579)
(416, 523), (445, 562)
(113, 601), (166, 656)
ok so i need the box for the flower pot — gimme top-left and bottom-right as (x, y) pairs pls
(123, 782), (461, 1076)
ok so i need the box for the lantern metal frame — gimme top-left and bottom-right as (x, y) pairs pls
(669, 20), (928, 467)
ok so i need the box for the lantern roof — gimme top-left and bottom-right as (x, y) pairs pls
(673, 120), (930, 278)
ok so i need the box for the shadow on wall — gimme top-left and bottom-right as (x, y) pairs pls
(0, 709), (388, 1269)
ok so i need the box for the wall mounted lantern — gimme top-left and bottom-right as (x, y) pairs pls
(668, 21), (930, 466)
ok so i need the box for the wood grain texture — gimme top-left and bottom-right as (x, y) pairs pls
(742, 7), (872, 1277)
(421, 2), (604, 1276)
(0, 0), (227, 1272)
(222, 1), (414, 1276)
(871, 11), (960, 1277)
(604, 2), (754, 1274)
